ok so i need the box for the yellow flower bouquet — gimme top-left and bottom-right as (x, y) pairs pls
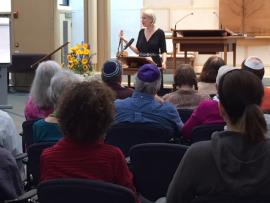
(67, 42), (96, 75)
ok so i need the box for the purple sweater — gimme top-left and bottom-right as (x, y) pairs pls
(181, 99), (224, 138)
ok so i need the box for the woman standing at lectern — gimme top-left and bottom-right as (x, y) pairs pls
(121, 9), (167, 69)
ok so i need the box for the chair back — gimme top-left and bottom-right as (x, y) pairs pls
(129, 143), (188, 201)
(191, 195), (270, 203)
(37, 179), (136, 203)
(21, 119), (40, 152)
(177, 108), (193, 123)
(105, 122), (176, 156)
(191, 123), (225, 143)
(27, 142), (55, 187)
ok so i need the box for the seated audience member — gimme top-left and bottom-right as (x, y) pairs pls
(241, 56), (270, 113)
(181, 66), (234, 139)
(0, 110), (25, 177)
(24, 60), (61, 120)
(167, 69), (270, 203)
(33, 70), (81, 143)
(40, 81), (137, 198)
(114, 64), (183, 131)
(163, 64), (208, 109)
(0, 146), (23, 202)
(198, 56), (225, 96)
(102, 59), (133, 99)
(0, 110), (21, 156)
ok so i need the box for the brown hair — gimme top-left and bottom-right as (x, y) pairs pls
(199, 56), (225, 83)
(174, 64), (198, 90)
(57, 81), (115, 143)
(218, 69), (266, 144)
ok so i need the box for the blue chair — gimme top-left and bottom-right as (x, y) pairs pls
(106, 122), (177, 157)
(191, 123), (225, 143)
(129, 143), (188, 201)
(37, 179), (136, 203)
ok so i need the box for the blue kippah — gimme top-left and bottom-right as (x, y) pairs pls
(102, 59), (122, 78)
(137, 64), (160, 82)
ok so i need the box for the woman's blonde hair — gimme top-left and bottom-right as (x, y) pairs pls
(142, 9), (156, 24)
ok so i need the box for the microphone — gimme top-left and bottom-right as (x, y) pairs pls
(174, 12), (194, 30)
(213, 11), (222, 29)
(123, 38), (134, 50)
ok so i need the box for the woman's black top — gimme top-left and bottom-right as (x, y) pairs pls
(136, 28), (167, 67)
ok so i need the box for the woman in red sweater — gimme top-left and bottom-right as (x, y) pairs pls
(40, 81), (137, 196)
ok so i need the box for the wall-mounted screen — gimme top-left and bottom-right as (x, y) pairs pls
(0, 0), (11, 13)
(0, 18), (11, 64)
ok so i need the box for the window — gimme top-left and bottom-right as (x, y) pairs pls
(0, 17), (11, 63)
(0, 0), (11, 13)
(110, 0), (143, 57)
(0, 0), (11, 63)
(58, 0), (69, 6)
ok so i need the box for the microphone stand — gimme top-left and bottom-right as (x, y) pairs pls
(174, 12), (194, 30)
(30, 41), (69, 68)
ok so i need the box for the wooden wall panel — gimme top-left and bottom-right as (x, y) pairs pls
(11, 0), (56, 54)
(220, 0), (270, 35)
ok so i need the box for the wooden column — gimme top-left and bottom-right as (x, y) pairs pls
(96, 0), (111, 71)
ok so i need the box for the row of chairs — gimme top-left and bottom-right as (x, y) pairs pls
(8, 142), (188, 203)
(10, 141), (270, 203)
(9, 178), (270, 203)
(20, 118), (224, 158)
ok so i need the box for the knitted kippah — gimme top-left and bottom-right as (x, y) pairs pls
(102, 59), (122, 78)
(137, 64), (160, 82)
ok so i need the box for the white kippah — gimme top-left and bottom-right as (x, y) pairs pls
(244, 56), (264, 70)
(216, 65), (235, 85)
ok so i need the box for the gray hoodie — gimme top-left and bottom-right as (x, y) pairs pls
(167, 131), (270, 203)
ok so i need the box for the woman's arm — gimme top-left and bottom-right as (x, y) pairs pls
(120, 35), (139, 54)
(161, 52), (167, 69)
(160, 29), (167, 69)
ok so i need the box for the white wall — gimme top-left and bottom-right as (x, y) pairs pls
(142, 0), (270, 67)
(110, 0), (143, 57)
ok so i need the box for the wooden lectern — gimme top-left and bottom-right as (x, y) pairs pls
(118, 56), (155, 87)
(171, 29), (243, 73)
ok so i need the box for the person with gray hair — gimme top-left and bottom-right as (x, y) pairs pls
(24, 60), (61, 120)
(32, 70), (81, 143)
(114, 64), (183, 131)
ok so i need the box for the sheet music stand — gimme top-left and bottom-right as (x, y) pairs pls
(118, 56), (155, 87)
